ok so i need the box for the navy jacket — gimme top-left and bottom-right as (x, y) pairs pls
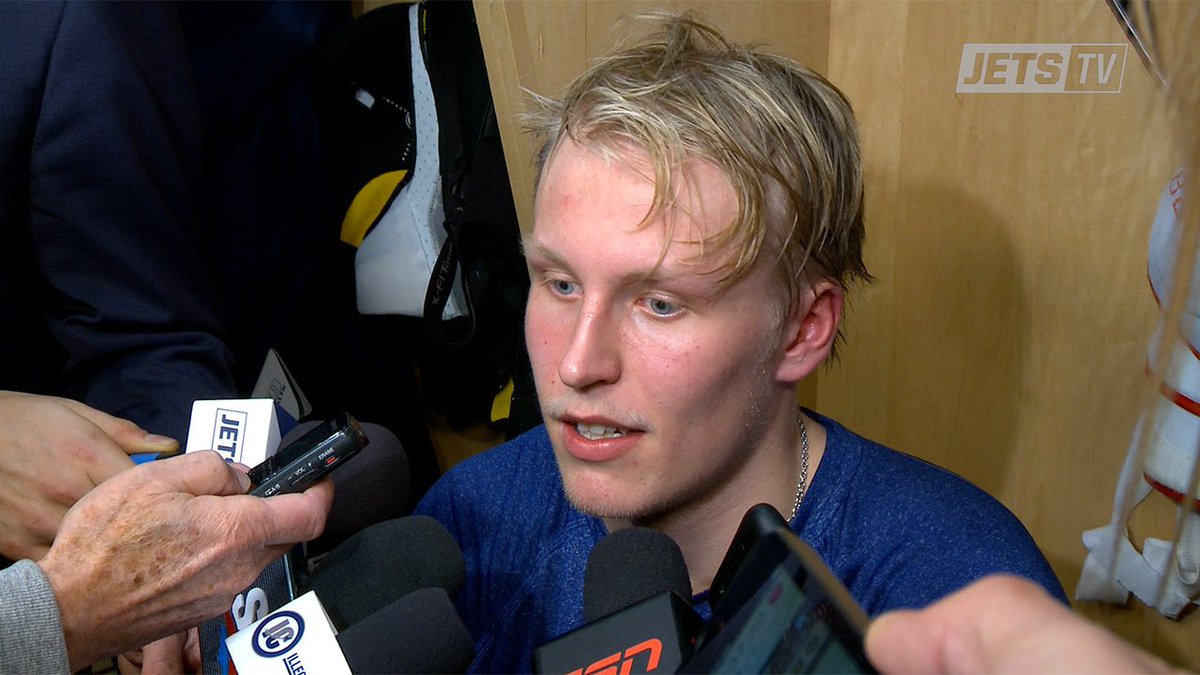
(0, 1), (235, 442)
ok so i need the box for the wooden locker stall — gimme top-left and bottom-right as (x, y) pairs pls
(473, 0), (1194, 668)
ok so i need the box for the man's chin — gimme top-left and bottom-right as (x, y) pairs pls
(563, 484), (642, 521)
(562, 480), (683, 524)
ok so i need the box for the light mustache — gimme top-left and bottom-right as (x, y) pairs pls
(540, 396), (652, 431)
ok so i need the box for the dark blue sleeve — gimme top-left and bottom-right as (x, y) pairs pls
(27, 2), (235, 442)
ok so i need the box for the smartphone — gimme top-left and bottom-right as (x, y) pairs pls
(246, 412), (369, 498)
(682, 510), (875, 674)
(708, 503), (790, 610)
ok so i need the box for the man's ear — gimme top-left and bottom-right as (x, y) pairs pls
(775, 279), (844, 383)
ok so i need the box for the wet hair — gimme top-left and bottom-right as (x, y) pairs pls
(524, 11), (872, 351)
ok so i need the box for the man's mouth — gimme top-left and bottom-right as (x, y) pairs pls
(575, 422), (627, 440)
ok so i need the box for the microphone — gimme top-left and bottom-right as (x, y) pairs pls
(184, 398), (298, 675)
(227, 587), (475, 675)
(226, 591), (349, 675)
(228, 515), (475, 674)
(336, 587), (475, 673)
(281, 420), (411, 556)
(305, 514), (465, 629)
(533, 527), (704, 675)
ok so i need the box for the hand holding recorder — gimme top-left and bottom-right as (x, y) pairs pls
(35, 450), (333, 671)
(119, 412), (372, 674)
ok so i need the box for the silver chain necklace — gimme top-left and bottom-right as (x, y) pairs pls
(789, 413), (810, 521)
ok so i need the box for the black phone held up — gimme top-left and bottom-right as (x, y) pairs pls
(246, 412), (369, 498)
(708, 503), (789, 610)
(681, 504), (875, 674)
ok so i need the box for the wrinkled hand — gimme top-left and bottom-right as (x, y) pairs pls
(865, 575), (1179, 674)
(0, 391), (178, 560)
(37, 450), (333, 671)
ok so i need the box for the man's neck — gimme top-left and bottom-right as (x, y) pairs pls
(606, 409), (828, 596)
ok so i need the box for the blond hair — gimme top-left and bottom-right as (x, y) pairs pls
(524, 12), (871, 347)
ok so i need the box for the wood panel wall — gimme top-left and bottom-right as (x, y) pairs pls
(473, 0), (1195, 667)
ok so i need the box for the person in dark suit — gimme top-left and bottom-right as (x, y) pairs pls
(0, 1), (236, 448)
(0, 0), (238, 577)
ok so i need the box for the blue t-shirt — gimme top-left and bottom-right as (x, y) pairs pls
(416, 411), (1066, 674)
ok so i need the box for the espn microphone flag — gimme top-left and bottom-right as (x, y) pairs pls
(533, 594), (702, 675)
(533, 528), (703, 675)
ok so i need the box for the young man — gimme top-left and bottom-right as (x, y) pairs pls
(416, 13), (1065, 672)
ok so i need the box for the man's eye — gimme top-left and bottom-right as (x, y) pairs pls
(644, 297), (682, 317)
(548, 278), (578, 296)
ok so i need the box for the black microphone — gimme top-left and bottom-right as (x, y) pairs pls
(281, 420), (411, 556)
(532, 527), (705, 675)
(227, 519), (475, 674)
(305, 514), (465, 629)
(336, 586), (476, 673)
(307, 515), (474, 672)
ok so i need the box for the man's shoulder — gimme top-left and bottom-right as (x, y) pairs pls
(809, 413), (1066, 609)
(813, 411), (1047, 569)
(818, 412), (1002, 506)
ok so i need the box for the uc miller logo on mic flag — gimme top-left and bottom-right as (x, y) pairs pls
(252, 611), (305, 657)
(227, 591), (352, 675)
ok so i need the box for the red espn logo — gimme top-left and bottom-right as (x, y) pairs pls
(566, 638), (663, 675)
(957, 43), (1127, 93)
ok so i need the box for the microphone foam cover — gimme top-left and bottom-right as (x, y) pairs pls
(308, 515), (464, 628)
(583, 527), (691, 622)
(338, 587), (475, 674)
(282, 421), (410, 552)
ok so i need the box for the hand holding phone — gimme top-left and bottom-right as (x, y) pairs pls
(246, 412), (369, 498)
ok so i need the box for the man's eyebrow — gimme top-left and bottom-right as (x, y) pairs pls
(524, 237), (653, 280)
(521, 238), (560, 265)
(523, 236), (724, 297)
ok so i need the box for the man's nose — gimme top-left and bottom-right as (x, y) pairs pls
(558, 304), (620, 390)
